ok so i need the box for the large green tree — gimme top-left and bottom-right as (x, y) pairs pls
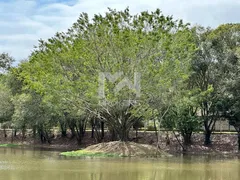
(216, 24), (240, 150)
(189, 24), (240, 145)
(18, 8), (196, 142)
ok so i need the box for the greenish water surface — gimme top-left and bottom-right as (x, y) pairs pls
(0, 147), (239, 180)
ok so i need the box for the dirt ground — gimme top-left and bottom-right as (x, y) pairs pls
(0, 129), (239, 155)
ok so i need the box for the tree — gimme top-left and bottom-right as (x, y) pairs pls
(18, 8), (196, 143)
(0, 83), (14, 137)
(0, 84), (13, 121)
(12, 92), (58, 143)
(162, 89), (201, 149)
(216, 24), (240, 151)
(188, 24), (240, 145)
(0, 53), (14, 73)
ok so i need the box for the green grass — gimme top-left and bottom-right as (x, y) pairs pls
(0, 143), (19, 147)
(60, 150), (120, 157)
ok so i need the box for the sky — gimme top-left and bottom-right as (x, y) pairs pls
(0, 0), (239, 63)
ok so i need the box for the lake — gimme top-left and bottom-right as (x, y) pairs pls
(0, 147), (239, 180)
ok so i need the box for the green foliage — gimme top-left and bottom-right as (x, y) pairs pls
(0, 83), (14, 123)
(15, 8), (195, 142)
(0, 52), (14, 73)
(0, 144), (19, 147)
(162, 90), (201, 144)
(60, 150), (119, 157)
(187, 24), (240, 145)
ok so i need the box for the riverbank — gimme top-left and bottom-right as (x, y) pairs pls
(0, 130), (239, 156)
(60, 141), (171, 158)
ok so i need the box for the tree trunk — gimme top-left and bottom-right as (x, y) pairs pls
(3, 128), (7, 138)
(204, 130), (212, 145)
(110, 129), (117, 141)
(61, 130), (67, 137)
(22, 128), (26, 141)
(40, 131), (46, 143)
(81, 123), (86, 137)
(69, 126), (76, 138)
(91, 123), (95, 138)
(117, 123), (130, 142)
(75, 128), (83, 145)
(173, 130), (186, 152)
(183, 133), (192, 145)
(44, 130), (51, 144)
(11, 129), (14, 143)
(153, 118), (158, 142)
(119, 131), (129, 141)
(165, 131), (170, 145)
(135, 128), (138, 142)
(101, 121), (104, 139)
(60, 123), (67, 137)
(238, 131), (240, 152)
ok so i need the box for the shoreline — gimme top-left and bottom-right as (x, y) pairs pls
(1, 131), (239, 157)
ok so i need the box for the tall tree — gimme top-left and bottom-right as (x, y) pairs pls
(216, 24), (240, 150)
(18, 8), (196, 142)
(189, 24), (240, 145)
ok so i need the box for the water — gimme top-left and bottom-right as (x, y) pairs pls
(0, 147), (240, 180)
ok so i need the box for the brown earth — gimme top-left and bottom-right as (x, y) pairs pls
(84, 141), (169, 157)
(0, 129), (239, 155)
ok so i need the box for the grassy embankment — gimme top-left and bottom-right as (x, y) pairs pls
(60, 150), (120, 157)
(0, 143), (19, 147)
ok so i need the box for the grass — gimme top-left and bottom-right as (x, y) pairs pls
(60, 150), (120, 157)
(0, 143), (19, 147)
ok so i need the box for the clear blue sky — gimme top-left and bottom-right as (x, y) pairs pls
(0, 0), (239, 63)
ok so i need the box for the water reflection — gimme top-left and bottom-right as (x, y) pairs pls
(0, 147), (240, 180)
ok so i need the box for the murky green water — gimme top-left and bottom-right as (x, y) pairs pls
(0, 147), (240, 180)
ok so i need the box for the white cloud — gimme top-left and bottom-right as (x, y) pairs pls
(0, 0), (239, 62)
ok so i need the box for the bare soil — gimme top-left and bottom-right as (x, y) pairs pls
(85, 141), (166, 157)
